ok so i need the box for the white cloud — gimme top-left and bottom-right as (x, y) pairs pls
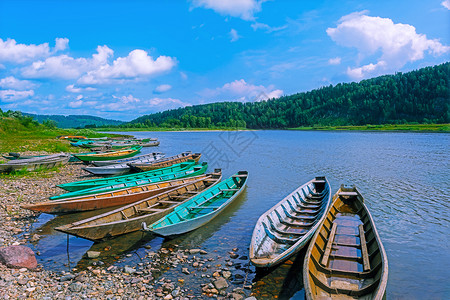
(65, 84), (96, 93)
(442, 0), (450, 10)
(68, 99), (83, 108)
(22, 45), (113, 80)
(154, 84), (172, 93)
(0, 76), (38, 90)
(328, 57), (341, 65)
(0, 38), (66, 64)
(201, 79), (283, 102)
(78, 49), (176, 85)
(180, 71), (188, 80)
(191, 0), (262, 21)
(327, 11), (450, 79)
(230, 29), (241, 42)
(251, 22), (288, 33)
(0, 89), (34, 102)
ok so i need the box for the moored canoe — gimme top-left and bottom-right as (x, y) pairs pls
(249, 177), (331, 268)
(143, 171), (248, 237)
(303, 185), (388, 300)
(57, 160), (198, 192)
(73, 145), (142, 162)
(91, 152), (165, 167)
(129, 152), (201, 172)
(21, 173), (214, 214)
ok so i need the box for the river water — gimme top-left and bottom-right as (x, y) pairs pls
(29, 130), (450, 299)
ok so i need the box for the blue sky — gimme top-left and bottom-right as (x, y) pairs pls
(0, 0), (449, 121)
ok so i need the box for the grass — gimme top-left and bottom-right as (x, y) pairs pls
(288, 123), (450, 132)
(0, 117), (126, 153)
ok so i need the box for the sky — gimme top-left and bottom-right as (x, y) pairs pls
(0, 0), (449, 121)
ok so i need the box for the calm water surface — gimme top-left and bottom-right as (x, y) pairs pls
(28, 130), (450, 299)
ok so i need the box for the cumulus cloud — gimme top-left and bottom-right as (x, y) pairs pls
(0, 76), (38, 90)
(65, 84), (96, 93)
(229, 29), (241, 42)
(328, 57), (341, 65)
(191, 0), (262, 20)
(201, 79), (283, 102)
(77, 49), (176, 85)
(154, 84), (172, 94)
(97, 95), (189, 112)
(22, 45), (113, 79)
(0, 89), (34, 102)
(442, 0), (450, 9)
(0, 38), (66, 64)
(327, 11), (450, 79)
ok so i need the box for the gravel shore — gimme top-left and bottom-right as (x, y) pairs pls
(0, 157), (256, 299)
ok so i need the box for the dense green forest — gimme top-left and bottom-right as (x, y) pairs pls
(24, 113), (123, 129)
(122, 62), (449, 129)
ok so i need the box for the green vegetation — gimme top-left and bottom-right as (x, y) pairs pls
(101, 62), (448, 130)
(0, 110), (118, 153)
(25, 113), (123, 129)
(290, 123), (450, 132)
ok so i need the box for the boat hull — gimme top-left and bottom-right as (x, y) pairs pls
(303, 185), (388, 300)
(249, 177), (331, 268)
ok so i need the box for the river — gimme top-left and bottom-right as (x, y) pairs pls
(30, 130), (450, 299)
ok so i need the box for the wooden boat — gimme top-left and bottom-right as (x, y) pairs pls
(21, 173), (215, 214)
(54, 171), (222, 241)
(2, 153), (47, 160)
(139, 140), (160, 147)
(249, 177), (331, 268)
(51, 162), (208, 200)
(143, 171), (248, 237)
(57, 161), (198, 192)
(92, 152), (165, 167)
(129, 152), (201, 172)
(73, 146), (142, 162)
(0, 153), (70, 173)
(303, 185), (388, 300)
(83, 152), (165, 176)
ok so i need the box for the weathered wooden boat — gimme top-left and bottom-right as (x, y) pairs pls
(138, 140), (160, 147)
(54, 171), (222, 241)
(129, 152), (201, 172)
(0, 153), (71, 173)
(143, 171), (248, 237)
(57, 160), (198, 192)
(21, 173), (216, 214)
(83, 152), (165, 176)
(2, 153), (46, 160)
(249, 177), (331, 268)
(92, 152), (165, 167)
(51, 162), (208, 200)
(73, 145), (142, 162)
(303, 185), (388, 300)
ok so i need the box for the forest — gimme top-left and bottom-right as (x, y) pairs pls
(121, 62), (448, 129)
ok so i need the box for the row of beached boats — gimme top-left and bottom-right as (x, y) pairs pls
(21, 153), (249, 244)
(249, 177), (388, 299)
(68, 136), (160, 151)
(0, 153), (71, 173)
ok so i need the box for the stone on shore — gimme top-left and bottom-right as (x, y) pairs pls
(0, 245), (37, 269)
(213, 277), (229, 290)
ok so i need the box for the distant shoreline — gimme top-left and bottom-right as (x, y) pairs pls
(95, 123), (450, 133)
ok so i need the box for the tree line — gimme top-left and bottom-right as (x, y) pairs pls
(112, 62), (449, 129)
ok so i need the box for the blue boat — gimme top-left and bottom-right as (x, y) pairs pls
(142, 171), (248, 236)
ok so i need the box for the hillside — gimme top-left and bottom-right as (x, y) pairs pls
(24, 113), (123, 129)
(127, 62), (449, 129)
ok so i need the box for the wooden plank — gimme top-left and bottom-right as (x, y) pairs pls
(138, 207), (165, 213)
(359, 224), (371, 271)
(339, 191), (358, 197)
(321, 223), (337, 266)
(159, 200), (181, 204)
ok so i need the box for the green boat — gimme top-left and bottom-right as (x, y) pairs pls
(143, 171), (248, 236)
(57, 160), (200, 192)
(73, 145), (142, 162)
(50, 162), (208, 200)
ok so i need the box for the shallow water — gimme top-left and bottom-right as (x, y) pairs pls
(28, 130), (450, 299)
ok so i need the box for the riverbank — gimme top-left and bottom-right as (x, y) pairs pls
(0, 158), (255, 299)
(94, 123), (450, 133)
